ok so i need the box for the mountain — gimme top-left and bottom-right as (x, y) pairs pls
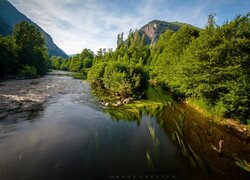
(0, 0), (68, 58)
(138, 20), (197, 45)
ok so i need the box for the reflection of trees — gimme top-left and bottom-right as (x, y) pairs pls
(105, 101), (165, 126)
(157, 104), (208, 174)
(104, 86), (171, 125)
(157, 103), (250, 179)
(104, 97), (210, 176)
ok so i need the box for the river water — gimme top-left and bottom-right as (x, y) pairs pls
(0, 71), (249, 180)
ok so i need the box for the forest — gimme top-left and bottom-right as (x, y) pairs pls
(0, 21), (48, 78)
(49, 13), (250, 124)
(1, 14), (249, 124)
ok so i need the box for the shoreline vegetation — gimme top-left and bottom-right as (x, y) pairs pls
(1, 14), (249, 139)
(67, 67), (250, 142)
(101, 84), (250, 142)
(62, 14), (249, 124)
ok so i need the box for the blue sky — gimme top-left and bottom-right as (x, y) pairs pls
(9, 0), (250, 54)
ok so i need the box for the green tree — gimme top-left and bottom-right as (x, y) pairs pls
(13, 21), (48, 75)
(68, 48), (93, 73)
(179, 14), (250, 122)
(0, 36), (17, 77)
(87, 62), (106, 90)
(150, 26), (199, 88)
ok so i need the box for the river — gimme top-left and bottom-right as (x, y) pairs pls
(0, 71), (249, 180)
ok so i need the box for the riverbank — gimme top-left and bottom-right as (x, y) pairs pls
(97, 85), (250, 142)
(186, 100), (250, 142)
(96, 86), (250, 177)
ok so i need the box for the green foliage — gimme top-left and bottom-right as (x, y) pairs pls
(68, 49), (94, 73)
(87, 30), (150, 99)
(0, 21), (48, 78)
(101, 62), (145, 98)
(87, 62), (106, 90)
(150, 25), (199, 88)
(106, 100), (165, 122)
(150, 13), (250, 123)
(103, 65), (132, 97)
(18, 65), (37, 78)
(187, 98), (227, 117)
(146, 86), (173, 105)
(0, 35), (17, 77)
(178, 14), (250, 122)
(86, 13), (249, 123)
(72, 72), (86, 80)
(13, 21), (48, 75)
(49, 56), (69, 70)
(48, 48), (94, 75)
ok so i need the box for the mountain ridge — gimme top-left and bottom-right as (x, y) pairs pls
(138, 20), (198, 45)
(0, 0), (68, 58)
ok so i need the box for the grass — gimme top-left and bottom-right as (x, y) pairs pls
(186, 98), (229, 123)
(146, 151), (153, 169)
(106, 100), (165, 121)
(234, 157), (250, 172)
(186, 98), (250, 133)
(72, 72), (86, 80)
(187, 98), (217, 117)
(104, 86), (173, 121)
(145, 86), (173, 105)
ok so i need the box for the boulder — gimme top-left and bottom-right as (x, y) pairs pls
(112, 101), (122, 107)
(123, 98), (133, 104)
(117, 101), (122, 106)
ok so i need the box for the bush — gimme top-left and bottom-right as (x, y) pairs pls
(102, 65), (132, 97)
(87, 60), (149, 99)
(87, 62), (106, 89)
(18, 65), (37, 78)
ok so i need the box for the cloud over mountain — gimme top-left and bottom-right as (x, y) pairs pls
(9, 0), (250, 54)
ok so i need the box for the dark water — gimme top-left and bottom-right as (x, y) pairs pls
(0, 72), (249, 180)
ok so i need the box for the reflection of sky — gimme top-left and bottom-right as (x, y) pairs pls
(9, 0), (250, 54)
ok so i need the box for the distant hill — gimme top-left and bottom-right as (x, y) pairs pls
(0, 0), (68, 58)
(138, 20), (197, 45)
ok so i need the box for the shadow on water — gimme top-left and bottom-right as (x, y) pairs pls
(105, 86), (250, 180)
(160, 103), (250, 179)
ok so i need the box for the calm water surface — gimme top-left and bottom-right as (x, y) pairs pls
(0, 72), (249, 180)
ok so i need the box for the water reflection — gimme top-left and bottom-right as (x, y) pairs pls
(0, 74), (249, 180)
(0, 99), (193, 179)
(159, 103), (250, 179)
(105, 88), (250, 179)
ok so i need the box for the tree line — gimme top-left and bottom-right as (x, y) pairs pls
(49, 48), (94, 74)
(0, 21), (49, 78)
(45, 13), (250, 123)
(149, 13), (249, 122)
(88, 13), (249, 123)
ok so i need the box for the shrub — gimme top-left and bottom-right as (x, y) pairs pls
(18, 65), (37, 78)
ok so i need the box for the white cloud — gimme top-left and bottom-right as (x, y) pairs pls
(9, 0), (241, 55)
